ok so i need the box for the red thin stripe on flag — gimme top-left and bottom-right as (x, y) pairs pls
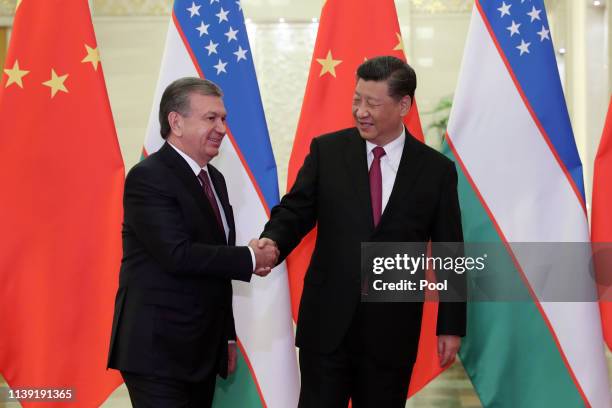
(223, 127), (271, 217)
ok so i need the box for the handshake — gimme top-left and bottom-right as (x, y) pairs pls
(248, 238), (279, 277)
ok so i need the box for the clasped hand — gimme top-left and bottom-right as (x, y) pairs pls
(248, 238), (279, 277)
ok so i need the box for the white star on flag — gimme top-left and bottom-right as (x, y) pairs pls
(210, 0), (219, 3)
(527, 6), (542, 22)
(196, 21), (209, 37)
(537, 26), (550, 41)
(216, 7), (230, 23)
(205, 40), (219, 55)
(213, 59), (228, 74)
(225, 26), (239, 42)
(498, 2), (511, 18)
(187, 2), (201, 18)
(234, 46), (248, 62)
(517, 39), (531, 56)
(507, 20), (521, 37)
(236, 1), (242, 11)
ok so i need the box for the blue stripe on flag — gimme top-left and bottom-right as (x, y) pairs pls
(479, 0), (585, 199)
(174, 0), (280, 209)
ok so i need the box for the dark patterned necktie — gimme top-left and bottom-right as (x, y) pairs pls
(198, 169), (223, 230)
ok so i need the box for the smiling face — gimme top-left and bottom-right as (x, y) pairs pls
(168, 92), (227, 167)
(352, 78), (411, 146)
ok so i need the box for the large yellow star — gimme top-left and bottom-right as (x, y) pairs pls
(393, 32), (404, 51)
(42, 69), (69, 98)
(316, 50), (342, 78)
(3, 60), (29, 88)
(81, 44), (101, 71)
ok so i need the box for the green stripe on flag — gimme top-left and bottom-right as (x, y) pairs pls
(213, 348), (263, 408)
(441, 141), (585, 407)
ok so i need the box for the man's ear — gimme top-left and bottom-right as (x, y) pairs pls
(400, 95), (412, 117)
(168, 111), (183, 136)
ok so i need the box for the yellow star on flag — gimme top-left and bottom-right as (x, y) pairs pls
(393, 32), (404, 51)
(81, 44), (101, 70)
(15, 0), (22, 10)
(316, 50), (342, 78)
(42, 69), (69, 98)
(3, 60), (29, 88)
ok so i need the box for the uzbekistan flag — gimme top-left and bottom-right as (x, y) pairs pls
(445, 1), (611, 406)
(142, 1), (299, 407)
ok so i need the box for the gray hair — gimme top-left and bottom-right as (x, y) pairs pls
(159, 77), (223, 139)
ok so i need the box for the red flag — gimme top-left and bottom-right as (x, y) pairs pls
(0, 1), (124, 406)
(286, 0), (443, 397)
(591, 95), (612, 351)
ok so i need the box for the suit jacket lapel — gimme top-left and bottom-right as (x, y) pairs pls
(377, 131), (426, 230)
(343, 129), (374, 233)
(158, 143), (227, 243)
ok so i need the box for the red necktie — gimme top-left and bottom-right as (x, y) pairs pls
(198, 169), (224, 230)
(369, 146), (386, 227)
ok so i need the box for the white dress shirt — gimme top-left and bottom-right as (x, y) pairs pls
(365, 129), (406, 215)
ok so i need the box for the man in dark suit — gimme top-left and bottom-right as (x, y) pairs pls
(108, 78), (278, 407)
(259, 56), (466, 407)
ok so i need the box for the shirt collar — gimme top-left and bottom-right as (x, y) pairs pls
(168, 142), (208, 176)
(365, 128), (406, 166)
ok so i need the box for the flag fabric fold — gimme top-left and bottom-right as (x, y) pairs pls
(445, 1), (611, 406)
(0, 0), (124, 406)
(142, 1), (299, 407)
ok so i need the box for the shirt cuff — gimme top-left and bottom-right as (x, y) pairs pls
(247, 246), (256, 272)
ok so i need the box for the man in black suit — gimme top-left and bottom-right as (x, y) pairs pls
(259, 56), (466, 407)
(108, 78), (278, 408)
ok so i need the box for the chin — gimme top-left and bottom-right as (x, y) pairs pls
(358, 130), (377, 140)
(203, 148), (220, 161)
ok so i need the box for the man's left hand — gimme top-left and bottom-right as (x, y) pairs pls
(438, 335), (461, 367)
(228, 342), (237, 375)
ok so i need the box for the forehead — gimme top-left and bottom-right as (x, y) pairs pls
(354, 79), (391, 99)
(187, 92), (226, 114)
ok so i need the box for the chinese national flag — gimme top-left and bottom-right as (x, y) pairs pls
(286, 0), (443, 397)
(592, 96), (612, 351)
(0, 1), (124, 406)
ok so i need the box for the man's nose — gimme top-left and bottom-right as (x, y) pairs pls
(355, 105), (369, 118)
(216, 119), (226, 133)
